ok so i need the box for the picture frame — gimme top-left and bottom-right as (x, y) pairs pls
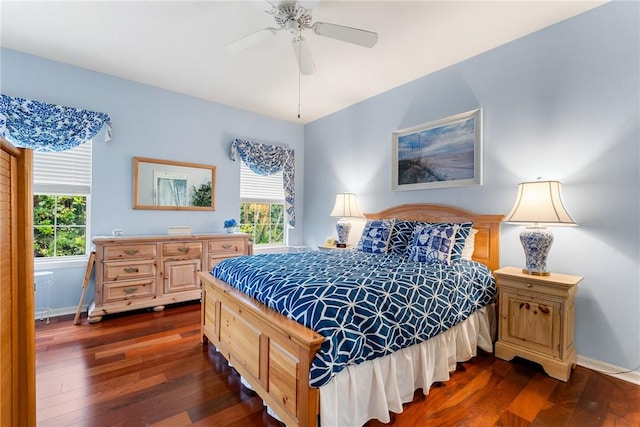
(392, 109), (483, 191)
(153, 170), (188, 207)
(134, 157), (216, 211)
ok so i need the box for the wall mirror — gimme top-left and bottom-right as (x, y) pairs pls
(133, 157), (216, 210)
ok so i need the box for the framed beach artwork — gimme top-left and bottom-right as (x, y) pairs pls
(392, 109), (483, 191)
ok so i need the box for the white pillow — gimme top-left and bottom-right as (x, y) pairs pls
(461, 228), (478, 260)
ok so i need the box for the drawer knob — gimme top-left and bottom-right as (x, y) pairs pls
(222, 244), (232, 249)
(123, 287), (137, 294)
(526, 283), (532, 288)
(178, 246), (190, 253)
(124, 249), (139, 255)
(124, 267), (139, 273)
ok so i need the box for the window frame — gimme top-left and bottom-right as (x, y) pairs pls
(239, 200), (288, 248)
(239, 160), (288, 248)
(33, 141), (92, 268)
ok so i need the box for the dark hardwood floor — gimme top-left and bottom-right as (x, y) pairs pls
(35, 302), (639, 426)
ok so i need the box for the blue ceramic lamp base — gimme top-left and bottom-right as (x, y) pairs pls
(520, 226), (553, 276)
(335, 220), (352, 248)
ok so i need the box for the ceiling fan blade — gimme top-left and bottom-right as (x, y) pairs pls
(291, 36), (316, 75)
(312, 22), (378, 48)
(226, 27), (279, 54)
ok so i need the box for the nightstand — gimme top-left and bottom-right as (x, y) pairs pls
(494, 266), (582, 382)
(317, 244), (353, 250)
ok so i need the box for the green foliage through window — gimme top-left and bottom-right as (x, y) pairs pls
(240, 202), (285, 246)
(191, 181), (212, 207)
(33, 195), (87, 257)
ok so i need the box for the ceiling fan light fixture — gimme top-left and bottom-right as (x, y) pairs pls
(285, 19), (301, 35)
(225, 1), (379, 74)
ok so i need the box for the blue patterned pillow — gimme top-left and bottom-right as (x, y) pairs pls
(357, 219), (396, 253)
(388, 220), (416, 255)
(410, 221), (472, 263)
(407, 223), (460, 265)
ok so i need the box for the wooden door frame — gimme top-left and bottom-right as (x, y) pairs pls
(1, 137), (35, 426)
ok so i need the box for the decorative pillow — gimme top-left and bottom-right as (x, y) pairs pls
(461, 228), (478, 260)
(388, 220), (416, 255)
(357, 219), (396, 253)
(407, 223), (460, 265)
(450, 221), (473, 262)
(408, 221), (472, 262)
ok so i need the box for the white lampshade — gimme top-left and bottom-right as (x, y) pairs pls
(504, 181), (576, 226)
(330, 193), (363, 218)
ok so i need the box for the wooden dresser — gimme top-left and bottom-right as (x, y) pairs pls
(89, 233), (251, 322)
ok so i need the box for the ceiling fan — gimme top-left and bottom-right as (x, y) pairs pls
(226, 0), (378, 75)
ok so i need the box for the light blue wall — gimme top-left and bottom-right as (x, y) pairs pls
(2, 1), (637, 373)
(1, 48), (305, 311)
(304, 2), (639, 371)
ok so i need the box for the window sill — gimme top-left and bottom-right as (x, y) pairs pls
(35, 256), (89, 271)
(253, 245), (310, 254)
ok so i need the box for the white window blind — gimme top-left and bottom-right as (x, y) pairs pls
(33, 141), (92, 195)
(240, 160), (284, 203)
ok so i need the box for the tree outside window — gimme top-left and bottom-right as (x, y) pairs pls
(240, 202), (285, 246)
(33, 195), (87, 257)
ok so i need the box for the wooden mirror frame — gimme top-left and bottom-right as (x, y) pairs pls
(133, 157), (216, 211)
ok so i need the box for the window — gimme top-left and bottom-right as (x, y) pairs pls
(239, 160), (286, 246)
(33, 141), (92, 259)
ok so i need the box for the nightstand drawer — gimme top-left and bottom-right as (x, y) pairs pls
(498, 278), (570, 299)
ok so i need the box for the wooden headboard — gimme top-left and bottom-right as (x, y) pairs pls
(364, 203), (504, 271)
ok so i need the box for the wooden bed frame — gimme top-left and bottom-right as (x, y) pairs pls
(199, 204), (503, 426)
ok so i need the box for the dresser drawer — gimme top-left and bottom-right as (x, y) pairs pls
(163, 242), (203, 257)
(103, 259), (157, 281)
(103, 244), (157, 260)
(208, 239), (246, 255)
(104, 278), (156, 302)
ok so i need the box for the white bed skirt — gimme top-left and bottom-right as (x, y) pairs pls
(318, 304), (495, 427)
(246, 305), (496, 427)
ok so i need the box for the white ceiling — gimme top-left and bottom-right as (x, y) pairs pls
(1, 1), (606, 124)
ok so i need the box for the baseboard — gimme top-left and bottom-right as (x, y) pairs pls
(34, 305), (87, 322)
(577, 354), (640, 385)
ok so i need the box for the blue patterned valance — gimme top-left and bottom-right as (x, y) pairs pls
(230, 138), (295, 227)
(0, 94), (112, 152)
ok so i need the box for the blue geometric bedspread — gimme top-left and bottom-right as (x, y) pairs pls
(210, 250), (496, 387)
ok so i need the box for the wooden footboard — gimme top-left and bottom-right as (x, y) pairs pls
(199, 272), (325, 427)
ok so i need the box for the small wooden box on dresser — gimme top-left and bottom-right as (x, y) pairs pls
(88, 233), (251, 323)
(494, 266), (583, 382)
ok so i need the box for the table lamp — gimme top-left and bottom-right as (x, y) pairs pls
(329, 193), (362, 248)
(504, 180), (576, 275)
